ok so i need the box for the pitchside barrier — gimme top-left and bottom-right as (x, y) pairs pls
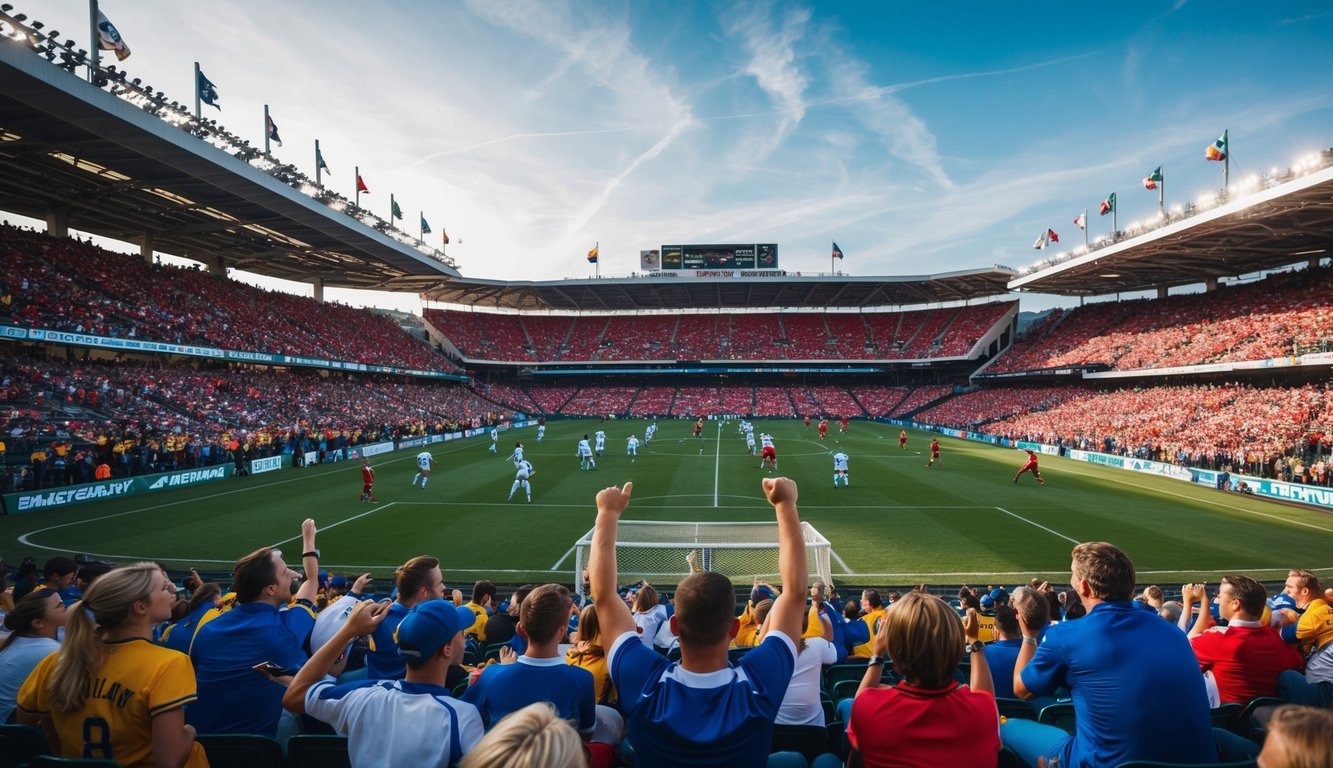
(886, 418), (1333, 512)
(572, 520), (834, 595)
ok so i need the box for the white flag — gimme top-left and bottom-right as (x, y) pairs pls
(1032, 231), (1048, 250)
(1074, 212), (1086, 231)
(96, 10), (131, 61)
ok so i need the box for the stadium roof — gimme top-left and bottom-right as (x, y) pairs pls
(1009, 159), (1333, 296)
(421, 267), (1017, 311)
(0, 34), (457, 291)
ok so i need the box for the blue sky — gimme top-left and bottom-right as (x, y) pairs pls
(12, 1), (1333, 312)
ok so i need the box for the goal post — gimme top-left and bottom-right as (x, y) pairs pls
(572, 520), (834, 596)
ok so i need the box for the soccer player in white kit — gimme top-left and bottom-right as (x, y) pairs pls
(508, 460), (534, 502)
(411, 451), (435, 489)
(577, 435), (596, 471)
(833, 451), (850, 487)
(508, 442), (524, 466)
(489, 427), (499, 454)
(594, 429), (607, 458)
(537, 424), (546, 443)
(644, 422), (656, 446)
(745, 428), (756, 455)
(626, 434), (639, 463)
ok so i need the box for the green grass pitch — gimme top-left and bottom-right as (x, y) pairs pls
(3, 419), (1330, 586)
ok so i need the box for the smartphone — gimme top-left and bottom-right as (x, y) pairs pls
(253, 661), (296, 677)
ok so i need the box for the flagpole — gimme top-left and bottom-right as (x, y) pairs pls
(194, 62), (201, 119)
(263, 104), (271, 156)
(314, 140), (321, 189)
(1158, 163), (1165, 217)
(390, 193), (395, 227)
(419, 211), (423, 241)
(88, 0), (99, 83)
(355, 166), (361, 209)
(1223, 129), (1229, 193)
(596, 242), (600, 279)
(1083, 210), (1088, 248)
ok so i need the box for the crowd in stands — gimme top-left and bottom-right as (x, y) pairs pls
(1, 225), (459, 373)
(887, 386), (954, 418)
(2, 481), (1331, 767)
(990, 266), (1333, 374)
(847, 386), (910, 418)
(975, 382), (1333, 475)
(1, 356), (507, 489)
(915, 386), (1092, 430)
(423, 303), (1014, 363)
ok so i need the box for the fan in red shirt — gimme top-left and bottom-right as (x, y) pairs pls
(359, 459), (378, 502)
(1013, 449), (1045, 486)
(1183, 576), (1304, 704)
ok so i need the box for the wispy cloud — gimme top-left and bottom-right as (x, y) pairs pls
(722, 3), (812, 158)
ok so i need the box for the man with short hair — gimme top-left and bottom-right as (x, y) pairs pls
(188, 519), (322, 737)
(850, 590), (884, 658)
(1004, 541), (1216, 767)
(1278, 569), (1333, 707)
(465, 580), (497, 641)
(463, 583), (595, 736)
(592, 477), (808, 767)
(1184, 575), (1302, 704)
(285, 599), (484, 766)
(27, 557), (79, 604)
(365, 555), (446, 680)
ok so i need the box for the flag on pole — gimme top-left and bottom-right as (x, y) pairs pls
(266, 114), (283, 147)
(1074, 212), (1086, 230)
(316, 146), (330, 174)
(587, 245), (599, 263)
(391, 199), (403, 221)
(420, 215), (432, 235)
(356, 174), (369, 194)
(1143, 167), (1163, 190)
(1033, 231), (1048, 250)
(95, 10), (131, 61)
(831, 242), (844, 260)
(1047, 228), (1060, 244)
(1205, 131), (1228, 161)
(1099, 193), (1116, 216)
(441, 227), (450, 245)
(197, 69), (220, 110)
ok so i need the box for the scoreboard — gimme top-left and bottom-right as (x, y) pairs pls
(647, 244), (779, 271)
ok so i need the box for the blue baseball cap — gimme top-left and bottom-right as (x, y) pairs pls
(989, 587), (1009, 605)
(1268, 593), (1297, 612)
(980, 594), (995, 609)
(395, 600), (476, 661)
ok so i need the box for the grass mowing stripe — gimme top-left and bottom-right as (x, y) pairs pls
(994, 506), (1080, 545)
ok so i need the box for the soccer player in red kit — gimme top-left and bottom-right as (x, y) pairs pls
(1013, 449), (1045, 485)
(818, 419), (828, 440)
(693, 417), (704, 438)
(804, 415), (811, 431)
(360, 459), (378, 502)
(899, 430), (908, 450)
(927, 438), (941, 468)
(840, 416), (849, 433)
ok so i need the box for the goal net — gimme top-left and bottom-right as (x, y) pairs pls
(572, 521), (834, 596)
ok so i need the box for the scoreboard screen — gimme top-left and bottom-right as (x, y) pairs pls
(658, 244), (778, 270)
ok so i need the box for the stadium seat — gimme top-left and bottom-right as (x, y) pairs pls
(995, 697), (1038, 721)
(0, 723), (50, 768)
(1114, 757), (1258, 762)
(26, 759), (124, 768)
(769, 724), (828, 762)
(830, 679), (862, 704)
(1037, 702), (1076, 734)
(767, 752), (808, 768)
(194, 733), (286, 768)
(822, 661), (870, 695)
(1234, 696), (1286, 741)
(1210, 703), (1243, 731)
(288, 734), (353, 768)
(482, 642), (509, 663)
(452, 678), (471, 697)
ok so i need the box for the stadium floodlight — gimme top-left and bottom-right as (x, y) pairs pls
(1, 5), (13, 12)
(11, 13), (24, 21)
(29, 20), (41, 29)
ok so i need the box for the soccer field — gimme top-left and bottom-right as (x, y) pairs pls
(3, 419), (1331, 586)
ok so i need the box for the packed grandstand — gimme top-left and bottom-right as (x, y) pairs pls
(5, 3), (1333, 768)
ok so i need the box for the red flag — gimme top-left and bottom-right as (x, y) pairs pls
(1047, 228), (1059, 244)
(356, 175), (369, 194)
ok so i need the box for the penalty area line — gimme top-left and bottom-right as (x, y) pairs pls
(995, 506), (1080, 545)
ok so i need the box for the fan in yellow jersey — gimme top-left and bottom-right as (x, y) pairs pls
(18, 562), (207, 768)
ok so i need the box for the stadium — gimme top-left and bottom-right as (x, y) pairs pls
(1, 3), (1332, 767)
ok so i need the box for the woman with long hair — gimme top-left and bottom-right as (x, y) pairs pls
(16, 562), (207, 767)
(459, 702), (586, 768)
(847, 591), (999, 767)
(159, 582), (223, 655)
(630, 582), (667, 648)
(566, 604), (616, 707)
(0, 588), (66, 722)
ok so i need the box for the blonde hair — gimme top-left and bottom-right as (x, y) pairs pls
(49, 563), (160, 711)
(459, 702), (586, 768)
(880, 591), (963, 689)
(1266, 705), (1333, 768)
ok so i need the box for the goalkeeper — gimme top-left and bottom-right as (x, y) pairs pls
(507, 459), (535, 502)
